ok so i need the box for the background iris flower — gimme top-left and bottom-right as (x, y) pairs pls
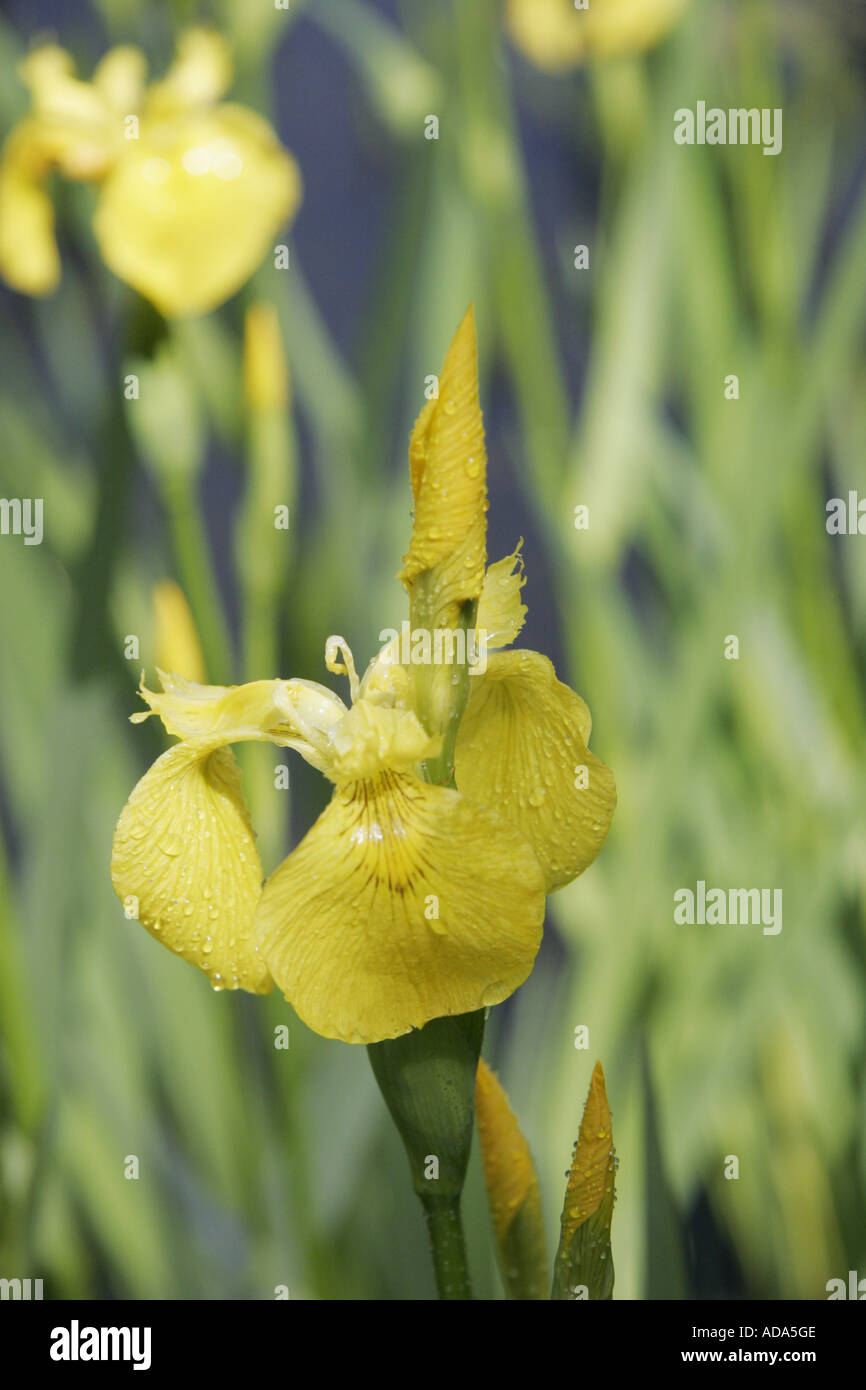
(0, 27), (301, 316)
(506, 0), (690, 70)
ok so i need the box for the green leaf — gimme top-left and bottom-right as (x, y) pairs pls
(551, 1060), (616, 1301)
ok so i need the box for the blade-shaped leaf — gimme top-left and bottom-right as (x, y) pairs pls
(551, 1060), (616, 1301)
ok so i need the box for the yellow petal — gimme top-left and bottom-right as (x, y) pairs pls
(131, 670), (342, 754)
(93, 104), (301, 318)
(92, 45), (147, 117)
(17, 46), (120, 177)
(153, 580), (206, 684)
(145, 28), (233, 116)
(0, 145), (60, 294)
(20, 45), (107, 125)
(454, 650), (615, 892)
(506, 0), (688, 70)
(399, 306), (488, 629)
(358, 632), (413, 707)
(324, 699), (440, 782)
(110, 742), (271, 993)
(476, 545), (527, 649)
(243, 301), (289, 413)
(255, 770), (545, 1043)
(475, 1059), (547, 1299)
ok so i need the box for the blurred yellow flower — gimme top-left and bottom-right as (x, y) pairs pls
(475, 1058), (547, 1299)
(243, 301), (290, 413)
(111, 311), (615, 1043)
(506, 0), (689, 71)
(0, 28), (301, 316)
(153, 580), (206, 684)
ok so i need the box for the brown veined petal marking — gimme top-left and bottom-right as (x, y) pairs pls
(255, 770), (546, 1044)
(454, 650), (616, 893)
(110, 741), (271, 993)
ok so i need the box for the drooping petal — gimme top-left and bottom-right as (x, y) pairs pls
(454, 650), (615, 892)
(93, 104), (301, 317)
(476, 545), (527, 650)
(110, 742), (271, 993)
(130, 671), (344, 760)
(399, 306), (488, 630)
(255, 770), (546, 1043)
(0, 142), (60, 294)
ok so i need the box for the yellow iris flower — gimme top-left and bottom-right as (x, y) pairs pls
(506, 0), (689, 71)
(110, 309), (615, 1043)
(0, 29), (301, 317)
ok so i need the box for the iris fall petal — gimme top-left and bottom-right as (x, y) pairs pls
(110, 741), (271, 993)
(255, 770), (545, 1043)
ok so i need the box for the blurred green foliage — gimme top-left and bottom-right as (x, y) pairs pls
(0, 0), (865, 1299)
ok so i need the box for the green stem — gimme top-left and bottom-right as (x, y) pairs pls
(416, 596), (478, 788)
(421, 1195), (472, 1300)
(368, 1010), (484, 1300)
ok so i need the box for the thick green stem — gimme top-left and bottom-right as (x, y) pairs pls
(368, 1010), (484, 1300)
(421, 1195), (472, 1300)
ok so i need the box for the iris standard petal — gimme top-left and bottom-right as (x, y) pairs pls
(476, 546), (527, 650)
(255, 770), (546, 1044)
(145, 28), (233, 116)
(92, 45), (148, 117)
(110, 742), (271, 993)
(93, 104), (301, 317)
(454, 650), (616, 892)
(399, 306), (488, 629)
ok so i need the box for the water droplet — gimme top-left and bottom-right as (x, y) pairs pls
(528, 787), (547, 807)
(158, 832), (182, 857)
(481, 981), (505, 1007)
